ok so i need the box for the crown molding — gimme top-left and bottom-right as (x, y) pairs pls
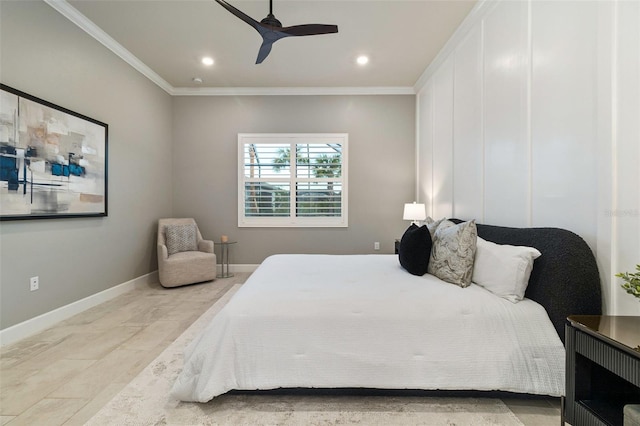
(414, 0), (499, 94)
(44, 0), (175, 95)
(45, 0), (417, 97)
(172, 86), (415, 96)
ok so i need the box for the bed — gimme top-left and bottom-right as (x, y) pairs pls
(171, 222), (602, 403)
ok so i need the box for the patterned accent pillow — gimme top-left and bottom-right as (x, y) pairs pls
(425, 217), (452, 239)
(428, 220), (478, 287)
(165, 224), (198, 255)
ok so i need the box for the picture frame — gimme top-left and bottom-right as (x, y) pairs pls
(0, 84), (108, 220)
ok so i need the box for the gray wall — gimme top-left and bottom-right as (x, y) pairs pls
(0, 2), (416, 330)
(172, 95), (415, 264)
(0, 1), (174, 329)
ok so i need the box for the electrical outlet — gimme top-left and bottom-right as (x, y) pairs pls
(30, 276), (39, 291)
(374, 242), (380, 250)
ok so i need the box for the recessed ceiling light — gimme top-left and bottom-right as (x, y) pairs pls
(201, 57), (214, 66)
(356, 55), (369, 66)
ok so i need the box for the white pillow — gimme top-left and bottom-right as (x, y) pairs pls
(472, 237), (541, 303)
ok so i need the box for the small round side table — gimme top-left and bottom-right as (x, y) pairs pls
(216, 241), (236, 278)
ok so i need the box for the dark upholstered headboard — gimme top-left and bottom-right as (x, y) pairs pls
(452, 219), (602, 343)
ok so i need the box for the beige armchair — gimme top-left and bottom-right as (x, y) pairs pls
(157, 218), (217, 288)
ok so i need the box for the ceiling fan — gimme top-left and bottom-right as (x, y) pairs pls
(214, 0), (338, 64)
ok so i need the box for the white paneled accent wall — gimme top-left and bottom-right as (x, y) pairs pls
(432, 57), (455, 219)
(613, 0), (640, 315)
(483, 0), (530, 227)
(417, 86), (434, 210)
(531, 0), (598, 248)
(415, 0), (640, 315)
(452, 24), (483, 222)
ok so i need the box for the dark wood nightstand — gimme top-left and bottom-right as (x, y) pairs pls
(564, 315), (640, 426)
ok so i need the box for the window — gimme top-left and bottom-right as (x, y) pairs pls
(238, 133), (348, 227)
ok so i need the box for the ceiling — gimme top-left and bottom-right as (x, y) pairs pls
(60, 0), (477, 93)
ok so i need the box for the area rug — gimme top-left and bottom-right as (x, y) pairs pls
(87, 284), (524, 425)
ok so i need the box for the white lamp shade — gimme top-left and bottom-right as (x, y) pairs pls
(403, 202), (426, 222)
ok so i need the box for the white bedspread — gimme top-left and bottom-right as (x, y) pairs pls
(171, 254), (565, 402)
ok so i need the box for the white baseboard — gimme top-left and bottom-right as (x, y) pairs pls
(0, 264), (258, 348)
(216, 264), (260, 274)
(0, 271), (158, 347)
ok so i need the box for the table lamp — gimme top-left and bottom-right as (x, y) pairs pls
(403, 202), (426, 225)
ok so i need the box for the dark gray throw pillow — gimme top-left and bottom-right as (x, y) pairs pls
(398, 224), (432, 276)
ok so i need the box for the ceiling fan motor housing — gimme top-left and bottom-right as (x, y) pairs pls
(260, 13), (282, 27)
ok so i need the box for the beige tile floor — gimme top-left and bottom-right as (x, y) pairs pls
(0, 273), (561, 425)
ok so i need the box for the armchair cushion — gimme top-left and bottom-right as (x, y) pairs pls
(165, 224), (198, 255)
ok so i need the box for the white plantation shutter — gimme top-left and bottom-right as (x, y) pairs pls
(238, 134), (348, 227)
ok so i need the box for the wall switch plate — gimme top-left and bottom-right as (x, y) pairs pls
(30, 276), (39, 291)
(374, 242), (380, 250)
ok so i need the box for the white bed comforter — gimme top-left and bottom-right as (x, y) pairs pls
(171, 254), (565, 402)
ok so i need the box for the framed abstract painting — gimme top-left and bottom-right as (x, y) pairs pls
(0, 84), (108, 220)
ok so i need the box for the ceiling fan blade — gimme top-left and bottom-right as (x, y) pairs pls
(214, 0), (338, 64)
(214, 0), (261, 31)
(280, 24), (338, 37)
(256, 41), (274, 64)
